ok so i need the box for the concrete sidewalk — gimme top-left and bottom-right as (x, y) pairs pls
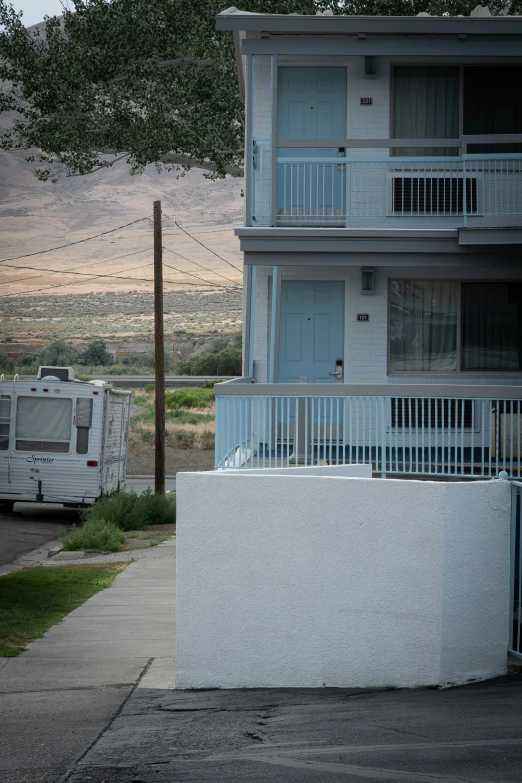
(0, 539), (176, 783)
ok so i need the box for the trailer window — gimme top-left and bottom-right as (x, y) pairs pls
(76, 398), (93, 454)
(16, 397), (72, 453)
(0, 395), (11, 450)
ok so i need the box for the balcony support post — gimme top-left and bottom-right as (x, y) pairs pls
(462, 156), (468, 228)
(290, 396), (310, 465)
(270, 54), (278, 228)
(268, 266), (281, 384)
(245, 54), (254, 226)
(248, 265), (257, 378)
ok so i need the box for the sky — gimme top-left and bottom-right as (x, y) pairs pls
(11, 1), (69, 27)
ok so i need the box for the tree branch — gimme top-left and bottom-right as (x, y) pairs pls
(65, 152), (130, 176)
(110, 56), (217, 82)
(160, 153), (243, 177)
(154, 57), (216, 67)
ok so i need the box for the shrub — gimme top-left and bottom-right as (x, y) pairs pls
(176, 346), (241, 376)
(165, 387), (214, 410)
(40, 339), (78, 366)
(82, 489), (176, 531)
(205, 335), (230, 354)
(0, 353), (15, 373)
(175, 430), (195, 449)
(81, 339), (112, 366)
(121, 350), (175, 373)
(199, 430), (215, 450)
(60, 518), (125, 553)
(144, 383), (155, 392)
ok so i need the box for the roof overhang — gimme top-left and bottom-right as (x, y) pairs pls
(218, 10), (522, 67)
(458, 227), (522, 246)
(233, 227), (522, 264)
(217, 10), (522, 37)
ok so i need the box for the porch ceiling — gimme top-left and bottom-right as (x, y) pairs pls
(235, 227), (522, 264)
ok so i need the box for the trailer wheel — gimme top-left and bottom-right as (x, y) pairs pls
(0, 500), (15, 514)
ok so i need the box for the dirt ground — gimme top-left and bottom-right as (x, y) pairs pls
(127, 441), (214, 475)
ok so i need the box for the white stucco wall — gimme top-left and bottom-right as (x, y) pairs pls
(224, 464), (372, 478)
(176, 473), (510, 689)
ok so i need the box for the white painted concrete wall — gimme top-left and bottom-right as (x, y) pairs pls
(176, 473), (510, 689)
(223, 464), (372, 478)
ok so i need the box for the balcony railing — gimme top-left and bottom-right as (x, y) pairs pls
(214, 381), (522, 479)
(248, 137), (522, 228)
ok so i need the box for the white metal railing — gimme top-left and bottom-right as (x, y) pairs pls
(274, 155), (522, 226)
(214, 382), (522, 478)
(510, 481), (522, 660)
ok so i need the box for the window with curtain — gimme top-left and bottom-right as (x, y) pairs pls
(16, 396), (72, 453)
(392, 66), (460, 156)
(0, 395), (11, 451)
(390, 280), (522, 373)
(461, 283), (522, 370)
(464, 67), (522, 154)
(389, 281), (458, 371)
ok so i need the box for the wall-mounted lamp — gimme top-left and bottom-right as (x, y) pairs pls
(364, 55), (378, 79)
(360, 267), (376, 295)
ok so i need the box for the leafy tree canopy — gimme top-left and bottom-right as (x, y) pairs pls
(81, 338), (113, 365)
(39, 338), (78, 365)
(0, 0), (308, 180)
(0, 0), (518, 181)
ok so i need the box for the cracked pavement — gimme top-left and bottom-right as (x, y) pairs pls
(65, 677), (522, 782)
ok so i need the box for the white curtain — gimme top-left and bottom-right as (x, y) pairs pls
(392, 66), (460, 157)
(390, 281), (458, 372)
(16, 397), (72, 441)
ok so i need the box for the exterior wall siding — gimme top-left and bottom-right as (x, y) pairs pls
(250, 56), (522, 230)
(251, 263), (522, 386)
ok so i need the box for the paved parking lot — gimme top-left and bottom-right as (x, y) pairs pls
(0, 503), (78, 567)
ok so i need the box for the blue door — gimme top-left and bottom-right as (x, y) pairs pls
(278, 281), (345, 383)
(277, 67), (347, 222)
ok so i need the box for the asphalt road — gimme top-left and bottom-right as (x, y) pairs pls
(0, 503), (78, 567)
(65, 677), (522, 782)
(126, 476), (177, 494)
(98, 375), (234, 388)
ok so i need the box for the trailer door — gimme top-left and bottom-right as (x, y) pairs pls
(102, 394), (127, 494)
(0, 394), (12, 488)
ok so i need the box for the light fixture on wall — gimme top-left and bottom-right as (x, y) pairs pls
(360, 267), (376, 295)
(364, 55), (378, 79)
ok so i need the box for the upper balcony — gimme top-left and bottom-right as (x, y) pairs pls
(248, 139), (522, 230)
(220, 13), (522, 235)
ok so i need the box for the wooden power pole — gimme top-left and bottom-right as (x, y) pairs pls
(153, 200), (165, 495)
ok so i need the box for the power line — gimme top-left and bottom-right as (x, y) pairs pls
(162, 245), (241, 287)
(0, 263), (234, 299)
(0, 217), (152, 265)
(162, 261), (237, 291)
(1, 245), (241, 290)
(1, 247), (154, 286)
(2, 260), (153, 286)
(174, 219), (242, 272)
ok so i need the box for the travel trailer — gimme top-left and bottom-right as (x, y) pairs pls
(0, 367), (132, 509)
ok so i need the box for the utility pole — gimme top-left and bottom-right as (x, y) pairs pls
(153, 200), (165, 495)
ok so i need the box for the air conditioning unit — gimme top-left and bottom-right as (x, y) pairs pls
(391, 175), (478, 216)
(37, 366), (75, 382)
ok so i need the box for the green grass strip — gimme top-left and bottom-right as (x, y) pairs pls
(0, 564), (128, 657)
